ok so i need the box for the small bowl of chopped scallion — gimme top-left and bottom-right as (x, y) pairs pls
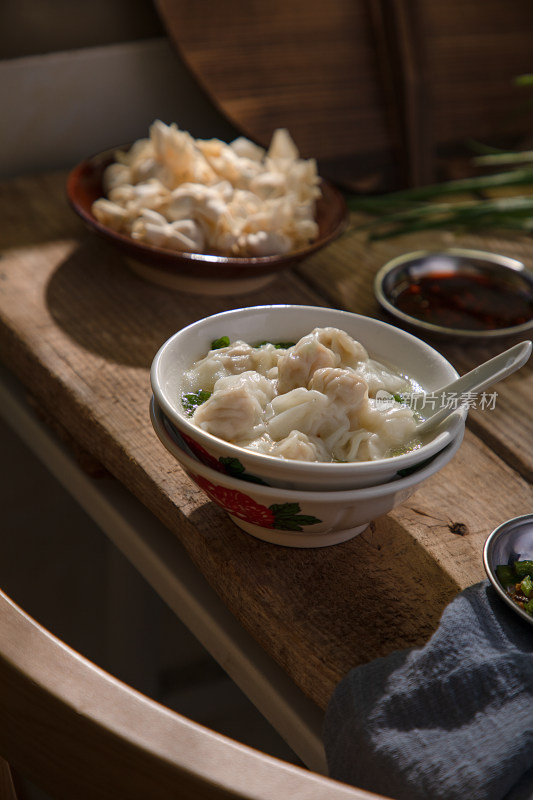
(483, 514), (533, 625)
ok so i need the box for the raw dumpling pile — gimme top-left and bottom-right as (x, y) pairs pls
(181, 327), (424, 463)
(92, 120), (321, 258)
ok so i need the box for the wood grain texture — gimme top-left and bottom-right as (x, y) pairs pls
(154, 0), (397, 188)
(0, 590), (377, 800)
(154, 0), (533, 187)
(422, 1), (533, 151)
(0, 172), (532, 712)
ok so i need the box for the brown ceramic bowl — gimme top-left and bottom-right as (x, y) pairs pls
(66, 146), (348, 295)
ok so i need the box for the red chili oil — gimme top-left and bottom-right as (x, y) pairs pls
(394, 271), (533, 331)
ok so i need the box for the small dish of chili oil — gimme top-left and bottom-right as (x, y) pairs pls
(374, 248), (533, 339)
(483, 514), (533, 627)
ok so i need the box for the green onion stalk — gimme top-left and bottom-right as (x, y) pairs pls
(345, 74), (533, 240)
(345, 166), (533, 240)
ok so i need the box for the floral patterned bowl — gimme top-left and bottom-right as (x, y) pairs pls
(150, 396), (464, 548)
(150, 305), (467, 491)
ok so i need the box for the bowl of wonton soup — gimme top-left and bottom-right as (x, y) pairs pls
(150, 395), (464, 547)
(150, 305), (467, 491)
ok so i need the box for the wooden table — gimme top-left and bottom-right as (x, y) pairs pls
(1, 170), (532, 765)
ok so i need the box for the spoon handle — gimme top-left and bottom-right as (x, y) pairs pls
(415, 340), (532, 435)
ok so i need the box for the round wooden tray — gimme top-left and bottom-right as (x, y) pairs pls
(153, 0), (395, 188)
(154, 0), (533, 189)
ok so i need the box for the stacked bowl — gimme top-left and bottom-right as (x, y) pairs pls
(150, 305), (466, 547)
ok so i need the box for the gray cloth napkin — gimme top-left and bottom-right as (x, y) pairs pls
(323, 581), (533, 800)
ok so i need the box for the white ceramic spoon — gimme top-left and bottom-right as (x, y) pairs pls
(413, 340), (532, 436)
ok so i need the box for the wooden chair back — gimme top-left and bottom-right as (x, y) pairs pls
(0, 587), (384, 800)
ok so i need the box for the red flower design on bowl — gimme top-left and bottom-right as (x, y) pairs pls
(192, 474), (275, 527)
(181, 433), (222, 472)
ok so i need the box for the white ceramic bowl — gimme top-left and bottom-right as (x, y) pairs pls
(151, 396), (464, 547)
(151, 305), (466, 491)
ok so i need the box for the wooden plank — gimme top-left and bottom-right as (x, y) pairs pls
(0, 171), (532, 712)
(421, 0), (533, 158)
